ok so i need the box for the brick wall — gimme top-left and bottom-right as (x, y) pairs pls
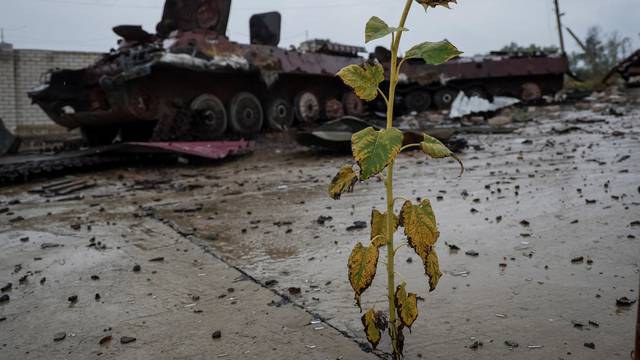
(0, 44), (101, 137)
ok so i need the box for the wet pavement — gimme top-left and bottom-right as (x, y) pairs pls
(1, 92), (639, 359)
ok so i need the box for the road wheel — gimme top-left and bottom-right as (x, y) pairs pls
(342, 92), (364, 116)
(294, 92), (320, 124)
(81, 126), (118, 146)
(324, 99), (345, 120)
(404, 90), (432, 112)
(464, 86), (489, 99)
(190, 94), (228, 139)
(521, 82), (542, 101)
(433, 88), (458, 109)
(229, 92), (263, 135)
(265, 97), (294, 131)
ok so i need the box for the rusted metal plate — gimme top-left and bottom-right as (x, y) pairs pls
(125, 140), (254, 159)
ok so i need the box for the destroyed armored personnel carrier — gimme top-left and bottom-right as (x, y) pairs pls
(29, 0), (367, 145)
(374, 47), (569, 112)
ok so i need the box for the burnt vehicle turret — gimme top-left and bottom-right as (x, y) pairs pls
(29, 0), (367, 145)
(374, 47), (570, 112)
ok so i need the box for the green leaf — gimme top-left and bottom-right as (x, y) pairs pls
(348, 242), (379, 310)
(361, 308), (382, 349)
(370, 209), (398, 248)
(365, 16), (408, 43)
(399, 199), (442, 291)
(420, 133), (464, 176)
(328, 164), (358, 200)
(337, 62), (384, 102)
(415, 0), (458, 11)
(405, 40), (462, 65)
(352, 127), (403, 180)
(395, 282), (419, 329)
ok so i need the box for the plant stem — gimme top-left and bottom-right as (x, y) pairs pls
(385, 1), (414, 358)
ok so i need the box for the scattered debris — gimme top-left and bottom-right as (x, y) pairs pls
(346, 221), (367, 231)
(615, 297), (636, 307)
(120, 336), (137, 344)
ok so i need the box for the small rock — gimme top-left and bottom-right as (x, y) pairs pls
(346, 221), (367, 231)
(53, 332), (66, 342)
(90, 275), (100, 281)
(570, 256), (584, 264)
(583, 342), (595, 349)
(265, 279), (278, 287)
(469, 340), (483, 350)
(1, 283), (11, 292)
(288, 287), (301, 295)
(41, 243), (61, 249)
(0, 316), (6, 322)
(149, 257), (164, 262)
(95, 293), (101, 301)
(120, 336), (136, 344)
(316, 215), (333, 225)
(68, 295), (78, 304)
(504, 340), (519, 348)
(132, 264), (141, 272)
(211, 330), (222, 339)
(0, 294), (9, 303)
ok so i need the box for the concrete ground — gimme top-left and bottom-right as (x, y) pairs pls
(1, 92), (639, 359)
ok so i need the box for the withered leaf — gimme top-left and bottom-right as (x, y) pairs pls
(415, 0), (458, 11)
(370, 209), (398, 248)
(361, 308), (382, 349)
(425, 248), (442, 291)
(348, 242), (379, 310)
(399, 199), (443, 291)
(400, 199), (439, 248)
(328, 164), (358, 200)
(395, 282), (419, 329)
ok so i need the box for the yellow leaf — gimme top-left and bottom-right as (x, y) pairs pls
(361, 308), (382, 349)
(400, 199), (439, 248)
(399, 199), (443, 291)
(352, 127), (403, 180)
(328, 164), (358, 200)
(348, 242), (379, 310)
(395, 282), (419, 329)
(370, 209), (398, 248)
(337, 62), (385, 102)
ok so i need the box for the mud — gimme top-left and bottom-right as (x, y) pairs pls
(1, 92), (639, 359)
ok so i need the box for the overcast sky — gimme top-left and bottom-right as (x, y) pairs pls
(1, 0), (638, 56)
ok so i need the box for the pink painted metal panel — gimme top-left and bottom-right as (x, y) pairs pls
(128, 140), (254, 159)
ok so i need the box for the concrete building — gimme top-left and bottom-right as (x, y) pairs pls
(0, 42), (101, 138)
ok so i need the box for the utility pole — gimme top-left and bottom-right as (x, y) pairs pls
(553, 0), (566, 54)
